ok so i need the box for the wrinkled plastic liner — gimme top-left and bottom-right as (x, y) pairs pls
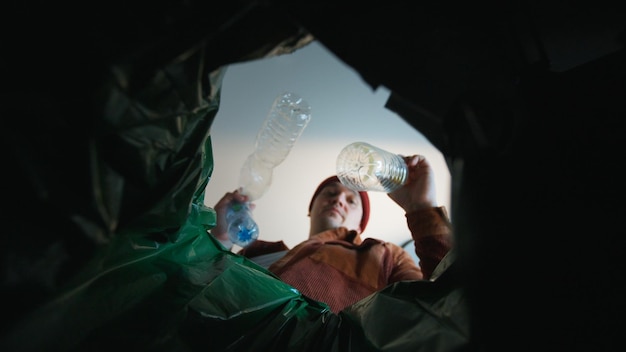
(1, 52), (469, 351)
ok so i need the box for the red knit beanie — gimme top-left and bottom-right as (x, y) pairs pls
(308, 175), (370, 233)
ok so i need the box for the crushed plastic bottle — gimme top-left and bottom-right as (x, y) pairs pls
(226, 201), (259, 247)
(227, 92), (312, 247)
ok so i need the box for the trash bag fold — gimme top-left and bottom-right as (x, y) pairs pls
(1, 12), (469, 351)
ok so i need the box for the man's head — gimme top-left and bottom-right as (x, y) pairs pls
(308, 175), (370, 236)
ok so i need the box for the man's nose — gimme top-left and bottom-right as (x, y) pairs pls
(332, 192), (348, 206)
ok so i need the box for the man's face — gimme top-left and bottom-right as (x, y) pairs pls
(309, 182), (363, 234)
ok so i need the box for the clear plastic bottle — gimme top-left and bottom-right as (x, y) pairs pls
(227, 92), (312, 247)
(336, 141), (408, 193)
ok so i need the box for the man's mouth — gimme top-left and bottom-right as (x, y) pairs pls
(326, 208), (342, 217)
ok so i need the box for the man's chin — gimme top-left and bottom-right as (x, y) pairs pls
(321, 216), (342, 229)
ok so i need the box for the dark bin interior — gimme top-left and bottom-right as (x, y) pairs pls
(2, 2), (625, 351)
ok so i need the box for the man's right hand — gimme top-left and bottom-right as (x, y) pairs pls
(210, 188), (254, 242)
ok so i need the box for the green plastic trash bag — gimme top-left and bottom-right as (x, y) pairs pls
(1, 11), (469, 350)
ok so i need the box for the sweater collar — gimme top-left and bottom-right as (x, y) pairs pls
(310, 227), (363, 245)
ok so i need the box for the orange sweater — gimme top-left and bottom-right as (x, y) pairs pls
(238, 206), (453, 313)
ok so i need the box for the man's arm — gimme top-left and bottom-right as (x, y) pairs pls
(406, 206), (453, 278)
(388, 155), (454, 279)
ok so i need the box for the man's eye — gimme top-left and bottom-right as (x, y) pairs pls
(348, 198), (358, 205)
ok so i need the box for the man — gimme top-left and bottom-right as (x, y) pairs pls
(210, 154), (453, 313)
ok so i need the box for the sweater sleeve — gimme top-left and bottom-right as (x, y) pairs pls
(388, 243), (424, 283)
(406, 206), (454, 279)
(237, 240), (289, 258)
